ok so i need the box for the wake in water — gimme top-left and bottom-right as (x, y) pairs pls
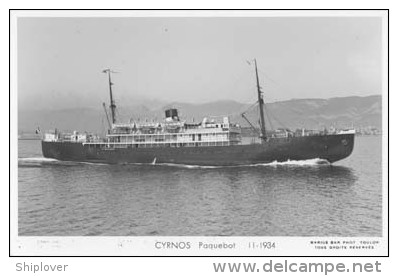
(18, 157), (108, 167)
(18, 157), (63, 168)
(19, 157), (59, 163)
(253, 158), (331, 167)
(124, 158), (331, 169)
(18, 156), (330, 169)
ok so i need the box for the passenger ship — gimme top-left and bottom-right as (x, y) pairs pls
(42, 61), (355, 165)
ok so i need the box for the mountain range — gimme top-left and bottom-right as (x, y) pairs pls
(18, 95), (382, 135)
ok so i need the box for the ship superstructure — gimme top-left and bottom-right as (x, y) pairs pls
(104, 109), (241, 148)
(44, 109), (242, 148)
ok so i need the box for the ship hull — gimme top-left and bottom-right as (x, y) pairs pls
(41, 134), (354, 166)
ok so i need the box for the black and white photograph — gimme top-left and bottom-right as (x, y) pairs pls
(10, 10), (388, 256)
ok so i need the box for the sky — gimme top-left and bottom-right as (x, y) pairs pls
(17, 15), (383, 110)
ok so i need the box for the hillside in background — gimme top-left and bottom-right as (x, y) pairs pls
(18, 95), (382, 135)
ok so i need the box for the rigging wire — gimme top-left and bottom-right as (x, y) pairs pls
(266, 108), (289, 130)
(206, 100), (259, 119)
(241, 100), (260, 115)
(263, 105), (274, 131)
(257, 68), (281, 87)
(256, 68), (290, 103)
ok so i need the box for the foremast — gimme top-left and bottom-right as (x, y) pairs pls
(102, 69), (117, 124)
(254, 59), (267, 141)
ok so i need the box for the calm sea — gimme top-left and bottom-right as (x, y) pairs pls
(17, 136), (382, 236)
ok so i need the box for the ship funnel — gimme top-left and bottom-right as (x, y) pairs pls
(165, 108), (179, 121)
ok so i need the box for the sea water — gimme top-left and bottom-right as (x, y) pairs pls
(17, 136), (383, 236)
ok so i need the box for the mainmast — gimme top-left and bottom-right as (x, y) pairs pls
(102, 69), (117, 124)
(254, 59), (267, 141)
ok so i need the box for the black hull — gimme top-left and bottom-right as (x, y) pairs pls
(41, 134), (354, 166)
